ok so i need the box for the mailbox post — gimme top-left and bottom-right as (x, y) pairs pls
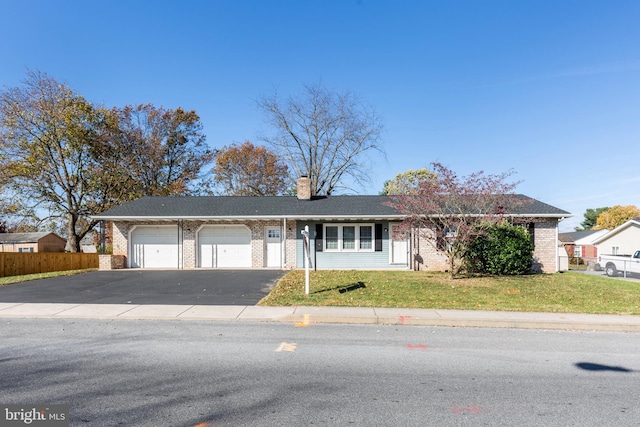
(301, 225), (311, 295)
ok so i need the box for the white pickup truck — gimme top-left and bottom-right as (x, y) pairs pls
(598, 250), (640, 277)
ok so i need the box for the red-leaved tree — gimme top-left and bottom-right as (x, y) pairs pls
(385, 163), (528, 278)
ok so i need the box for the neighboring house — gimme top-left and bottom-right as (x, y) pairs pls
(93, 178), (570, 273)
(64, 233), (97, 253)
(592, 218), (640, 257)
(558, 229), (609, 264)
(81, 233), (98, 253)
(0, 232), (66, 253)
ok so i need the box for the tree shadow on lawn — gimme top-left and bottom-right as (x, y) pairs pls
(312, 281), (366, 294)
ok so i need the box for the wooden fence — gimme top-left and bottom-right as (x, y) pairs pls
(0, 253), (99, 278)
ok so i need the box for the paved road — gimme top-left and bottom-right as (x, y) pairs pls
(2, 318), (638, 426)
(0, 270), (286, 305)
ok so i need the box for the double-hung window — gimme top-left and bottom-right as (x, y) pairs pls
(324, 224), (374, 252)
(359, 225), (373, 250)
(325, 226), (339, 250)
(343, 226), (356, 250)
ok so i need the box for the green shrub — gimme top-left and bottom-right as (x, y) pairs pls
(464, 221), (534, 275)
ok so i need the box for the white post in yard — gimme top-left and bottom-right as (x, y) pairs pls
(301, 225), (310, 295)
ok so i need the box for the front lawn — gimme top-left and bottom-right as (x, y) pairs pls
(0, 269), (96, 286)
(258, 270), (640, 315)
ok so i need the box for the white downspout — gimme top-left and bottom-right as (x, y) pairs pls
(555, 220), (559, 272)
(283, 217), (286, 268)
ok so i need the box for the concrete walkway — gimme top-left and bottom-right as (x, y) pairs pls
(1, 302), (639, 332)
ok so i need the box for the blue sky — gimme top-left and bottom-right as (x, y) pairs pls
(1, 0), (639, 231)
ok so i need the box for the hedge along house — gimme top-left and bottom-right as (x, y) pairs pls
(93, 177), (570, 273)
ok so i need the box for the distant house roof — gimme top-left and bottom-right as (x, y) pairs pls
(558, 229), (608, 244)
(592, 218), (640, 245)
(93, 194), (570, 221)
(0, 232), (59, 244)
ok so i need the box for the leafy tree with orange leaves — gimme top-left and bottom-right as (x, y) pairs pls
(0, 70), (115, 251)
(0, 71), (213, 251)
(106, 103), (214, 197)
(593, 205), (640, 230)
(212, 141), (289, 196)
(380, 168), (434, 195)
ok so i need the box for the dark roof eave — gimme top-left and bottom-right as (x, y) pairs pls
(92, 213), (569, 221)
(92, 214), (407, 221)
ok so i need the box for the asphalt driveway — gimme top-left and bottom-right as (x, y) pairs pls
(0, 270), (287, 305)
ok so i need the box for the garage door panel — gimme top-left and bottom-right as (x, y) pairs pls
(131, 226), (179, 268)
(198, 226), (251, 268)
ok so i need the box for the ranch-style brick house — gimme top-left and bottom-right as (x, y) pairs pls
(93, 178), (570, 273)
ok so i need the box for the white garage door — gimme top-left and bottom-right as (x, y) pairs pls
(130, 226), (179, 268)
(198, 225), (251, 268)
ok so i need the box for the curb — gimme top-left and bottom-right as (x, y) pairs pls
(1, 303), (640, 332)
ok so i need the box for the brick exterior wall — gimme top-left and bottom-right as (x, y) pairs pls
(99, 254), (126, 270)
(410, 227), (449, 271)
(112, 218), (559, 273)
(183, 221), (198, 268)
(114, 220), (297, 269)
(284, 220), (297, 269)
(410, 219), (559, 274)
(112, 222), (129, 258)
(531, 220), (558, 273)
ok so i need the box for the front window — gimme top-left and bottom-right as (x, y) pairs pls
(325, 226), (339, 250)
(343, 226), (356, 250)
(359, 226), (373, 250)
(324, 224), (375, 252)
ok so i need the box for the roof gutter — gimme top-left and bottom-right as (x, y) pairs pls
(92, 213), (570, 222)
(92, 214), (408, 221)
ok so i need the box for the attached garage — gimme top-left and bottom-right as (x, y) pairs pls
(130, 225), (179, 268)
(198, 225), (252, 268)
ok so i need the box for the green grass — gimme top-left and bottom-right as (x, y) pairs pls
(0, 269), (97, 286)
(258, 270), (640, 315)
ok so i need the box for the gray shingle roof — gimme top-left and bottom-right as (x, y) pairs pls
(93, 194), (570, 220)
(558, 230), (601, 243)
(0, 232), (55, 243)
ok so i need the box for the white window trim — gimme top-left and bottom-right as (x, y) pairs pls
(323, 223), (375, 252)
(574, 245), (582, 258)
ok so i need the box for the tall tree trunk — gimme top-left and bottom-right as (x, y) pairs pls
(67, 213), (80, 253)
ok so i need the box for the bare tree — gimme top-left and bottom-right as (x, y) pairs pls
(258, 82), (384, 196)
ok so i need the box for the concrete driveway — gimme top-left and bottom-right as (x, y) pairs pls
(0, 270), (287, 305)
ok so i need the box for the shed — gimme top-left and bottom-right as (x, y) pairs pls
(0, 232), (67, 253)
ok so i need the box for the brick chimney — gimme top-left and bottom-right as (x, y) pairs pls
(297, 176), (311, 200)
